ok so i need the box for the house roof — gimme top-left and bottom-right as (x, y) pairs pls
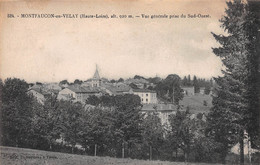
(141, 103), (177, 112)
(28, 88), (49, 96)
(181, 86), (194, 90)
(30, 84), (43, 90)
(67, 85), (101, 93)
(48, 89), (60, 94)
(43, 83), (62, 90)
(103, 83), (131, 94)
(132, 89), (156, 93)
(125, 78), (149, 84)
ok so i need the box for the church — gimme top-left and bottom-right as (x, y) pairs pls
(91, 65), (102, 87)
(57, 66), (103, 103)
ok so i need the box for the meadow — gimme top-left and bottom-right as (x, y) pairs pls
(0, 146), (221, 165)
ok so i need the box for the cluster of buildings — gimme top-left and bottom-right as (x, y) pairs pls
(27, 66), (207, 125)
(56, 67), (158, 105)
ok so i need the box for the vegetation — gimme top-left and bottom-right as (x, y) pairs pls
(0, 146), (222, 165)
(59, 80), (69, 85)
(155, 74), (184, 106)
(207, 0), (260, 164)
(1, 78), (35, 148)
(140, 111), (165, 160)
(0, 77), (219, 163)
(193, 76), (200, 94)
(74, 79), (83, 85)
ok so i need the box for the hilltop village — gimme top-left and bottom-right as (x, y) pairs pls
(1, 1), (259, 164)
(27, 66), (213, 125)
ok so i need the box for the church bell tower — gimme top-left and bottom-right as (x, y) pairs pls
(91, 64), (101, 87)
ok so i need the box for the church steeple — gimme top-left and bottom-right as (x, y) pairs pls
(91, 64), (101, 87)
(93, 64), (100, 79)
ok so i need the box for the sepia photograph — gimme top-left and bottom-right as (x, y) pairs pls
(0, 0), (259, 164)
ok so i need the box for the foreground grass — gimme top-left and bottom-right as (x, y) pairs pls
(0, 146), (220, 165)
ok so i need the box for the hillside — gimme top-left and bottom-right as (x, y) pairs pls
(0, 146), (220, 165)
(179, 94), (213, 114)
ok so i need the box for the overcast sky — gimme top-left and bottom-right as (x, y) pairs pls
(0, 0), (227, 83)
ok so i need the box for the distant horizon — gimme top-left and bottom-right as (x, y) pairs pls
(1, 62), (218, 83)
(1, 71), (215, 84)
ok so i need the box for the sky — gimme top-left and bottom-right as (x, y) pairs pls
(0, 0), (227, 83)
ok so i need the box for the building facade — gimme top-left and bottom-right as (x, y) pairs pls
(132, 89), (157, 104)
(27, 88), (50, 104)
(57, 86), (102, 104)
(141, 103), (177, 125)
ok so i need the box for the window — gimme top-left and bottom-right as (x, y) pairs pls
(146, 94), (148, 96)
(142, 98), (143, 101)
(146, 99), (148, 102)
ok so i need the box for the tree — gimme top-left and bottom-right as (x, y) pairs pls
(187, 75), (192, 86)
(32, 95), (63, 150)
(147, 76), (162, 85)
(110, 79), (116, 83)
(74, 79), (83, 85)
(1, 78), (35, 148)
(79, 107), (114, 156)
(129, 83), (139, 89)
(155, 74), (184, 106)
(60, 101), (84, 153)
(207, 1), (259, 164)
(210, 78), (214, 87)
(36, 82), (43, 85)
(193, 76), (200, 94)
(141, 112), (165, 160)
(134, 75), (146, 80)
(246, 1), (260, 150)
(0, 79), (3, 145)
(182, 76), (188, 86)
(86, 95), (100, 106)
(99, 95), (115, 107)
(168, 109), (197, 162)
(193, 136), (222, 163)
(83, 94), (143, 158)
(59, 80), (69, 85)
(117, 78), (124, 83)
(192, 113), (222, 163)
(111, 94), (143, 158)
(204, 84), (211, 95)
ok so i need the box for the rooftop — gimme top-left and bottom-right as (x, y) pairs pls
(132, 88), (156, 93)
(28, 88), (50, 96)
(141, 103), (177, 112)
(67, 85), (101, 93)
(103, 83), (131, 94)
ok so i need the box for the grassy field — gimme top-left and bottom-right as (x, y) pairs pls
(180, 94), (213, 114)
(0, 146), (221, 165)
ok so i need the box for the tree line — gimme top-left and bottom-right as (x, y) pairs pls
(59, 74), (213, 93)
